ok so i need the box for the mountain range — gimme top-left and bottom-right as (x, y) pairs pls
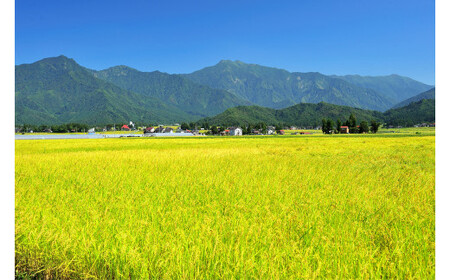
(185, 60), (396, 111)
(15, 56), (434, 125)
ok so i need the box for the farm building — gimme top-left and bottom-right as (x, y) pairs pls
(163, 127), (174, 133)
(144, 127), (155, 134)
(340, 126), (349, 134)
(279, 130), (285, 135)
(121, 125), (130, 131)
(154, 126), (165, 133)
(251, 129), (261, 135)
(229, 127), (243, 136)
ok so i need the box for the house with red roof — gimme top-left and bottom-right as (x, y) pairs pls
(340, 126), (349, 134)
(121, 124), (130, 131)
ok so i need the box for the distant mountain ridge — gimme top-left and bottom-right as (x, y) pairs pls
(184, 60), (425, 111)
(331, 74), (433, 103)
(15, 56), (193, 125)
(90, 65), (250, 118)
(391, 88), (435, 109)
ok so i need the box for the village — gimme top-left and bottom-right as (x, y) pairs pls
(15, 119), (436, 136)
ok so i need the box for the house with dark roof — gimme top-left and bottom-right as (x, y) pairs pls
(154, 126), (165, 133)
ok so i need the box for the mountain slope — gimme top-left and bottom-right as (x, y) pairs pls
(184, 60), (394, 111)
(91, 66), (251, 118)
(384, 99), (435, 126)
(331, 74), (433, 103)
(199, 102), (384, 127)
(392, 88), (435, 109)
(15, 56), (192, 125)
(200, 99), (435, 127)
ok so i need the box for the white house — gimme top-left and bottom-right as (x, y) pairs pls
(229, 127), (243, 136)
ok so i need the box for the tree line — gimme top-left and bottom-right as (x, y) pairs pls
(321, 113), (380, 134)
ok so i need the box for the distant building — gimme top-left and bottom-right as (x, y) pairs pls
(88, 128), (95, 134)
(267, 128), (275, 135)
(144, 127), (155, 134)
(154, 126), (165, 133)
(340, 126), (349, 134)
(163, 127), (174, 133)
(251, 129), (261, 135)
(278, 130), (285, 135)
(121, 125), (130, 131)
(229, 127), (243, 136)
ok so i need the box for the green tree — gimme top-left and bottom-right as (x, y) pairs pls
(370, 120), (381, 133)
(359, 121), (369, 133)
(348, 113), (358, 133)
(259, 122), (268, 134)
(336, 119), (342, 134)
(181, 122), (190, 130)
(211, 126), (219, 135)
(275, 124), (282, 134)
(246, 124), (253, 135)
(322, 119), (327, 134)
(327, 119), (334, 134)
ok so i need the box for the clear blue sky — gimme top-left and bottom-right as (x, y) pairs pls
(15, 0), (435, 84)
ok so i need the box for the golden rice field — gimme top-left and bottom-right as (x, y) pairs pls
(15, 133), (435, 279)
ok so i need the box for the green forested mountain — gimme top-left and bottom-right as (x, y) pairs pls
(392, 88), (435, 109)
(331, 74), (433, 103)
(384, 99), (435, 126)
(184, 60), (394, 111)
(91, 66), (250, 118)
(199, 99), (435, 127)
(15, 56), (192, 125)
(198, 102), (385, 127)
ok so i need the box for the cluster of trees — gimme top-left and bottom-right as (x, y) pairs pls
(322, 114), (381, 134)
(180, 122), (211, 131)
(16, 123), (90, 133)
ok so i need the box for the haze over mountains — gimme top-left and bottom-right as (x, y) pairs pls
(392, 87), (435, 109)
(15, 56), (434, 125)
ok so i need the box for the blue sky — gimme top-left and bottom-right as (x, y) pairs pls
(15, 0), (435, 84)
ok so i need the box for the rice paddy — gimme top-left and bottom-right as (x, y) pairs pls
(15, 132), (435, 279)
